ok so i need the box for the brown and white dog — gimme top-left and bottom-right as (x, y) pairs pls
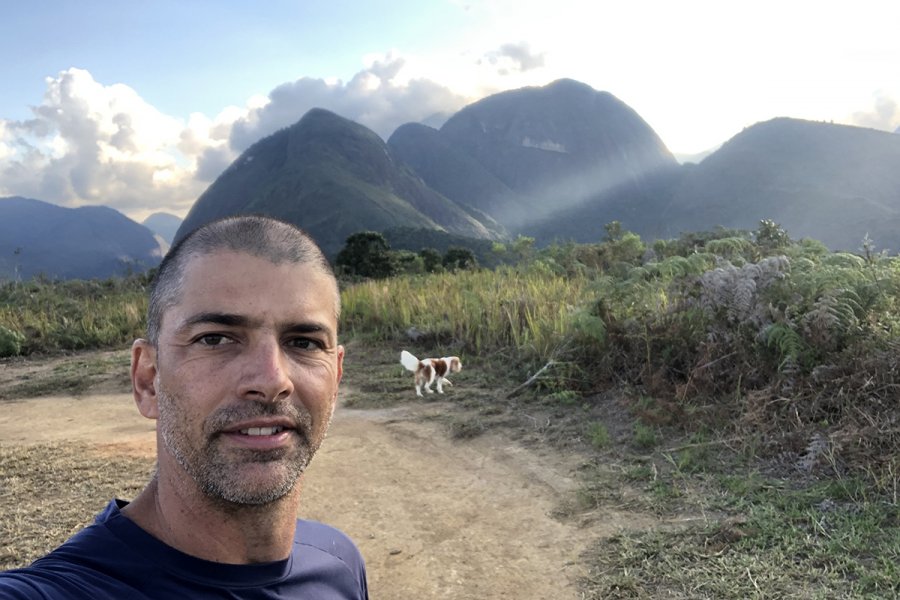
(400, 350), (462, 397)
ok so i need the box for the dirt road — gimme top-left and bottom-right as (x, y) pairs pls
(0, 384), (631, 599)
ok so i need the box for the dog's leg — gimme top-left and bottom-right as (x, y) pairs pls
(414, 372), (424, 397)
(425, 365), (436, 394)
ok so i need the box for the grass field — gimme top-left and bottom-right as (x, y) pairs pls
(2, 226), (899, 598)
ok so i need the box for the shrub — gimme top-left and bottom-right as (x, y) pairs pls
(589, 422), (611, 449)
(0, 325), (25, 357)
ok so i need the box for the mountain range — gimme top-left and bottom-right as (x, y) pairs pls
(658, 118), (900, 251)
(6, 78), (900, 280)
(0, 197), (164, 280)
(175, 79), (681, 254)
(176, 108), (505, 256)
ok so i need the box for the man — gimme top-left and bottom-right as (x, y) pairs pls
(0, 216), (369, 599)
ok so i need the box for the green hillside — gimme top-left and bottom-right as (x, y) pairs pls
(176, 109), (504, 256)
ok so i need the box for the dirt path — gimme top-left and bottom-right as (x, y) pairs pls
(0, 382), (637, 599)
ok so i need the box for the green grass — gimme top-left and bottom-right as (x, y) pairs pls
(589, 422), (611, 449)
(581, 472), (900, 599)
(632, 422), (658, 450)
(0, 277), (148, 357)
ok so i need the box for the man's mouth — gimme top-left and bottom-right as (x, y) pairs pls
(239, 426), (286, 436)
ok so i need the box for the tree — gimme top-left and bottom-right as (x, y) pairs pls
(442, 246), (478, 270)
(755, 219), (791, 250)
(604, 221), (624, 242)
(336, 231), (397, 278)
(394, 250), (424, 275)
(511, 235), (536, 262)
(419, 247), (443, 273)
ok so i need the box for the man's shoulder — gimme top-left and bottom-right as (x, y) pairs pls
(1, 509), (368, 600)
(0, 501), (150, 599)
(0, 573), (47, 600)
(294, 519), (365, 563)
(0, 535), (143, 600)
(291, 519), (368, 598)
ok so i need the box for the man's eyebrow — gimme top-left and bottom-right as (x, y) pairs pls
(176, 313), (335, 338)
(284, 322), (336, 339)
(177, 312), (256, 332)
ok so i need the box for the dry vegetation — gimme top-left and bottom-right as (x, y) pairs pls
(0, 443), (152, 570)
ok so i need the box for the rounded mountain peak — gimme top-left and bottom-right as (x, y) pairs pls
(438, 79), (675, 193)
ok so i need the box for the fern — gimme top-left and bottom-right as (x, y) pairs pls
(686, 252), (718, 274)
(648, 254), (713, 279)
(801, 289), (863, 349)
(761, 322), (808, 372)
(571, 310), (607, 344)
(705, 236), (755, 261)
(821, 252), (866, 269)
(697, 255), (789, 327)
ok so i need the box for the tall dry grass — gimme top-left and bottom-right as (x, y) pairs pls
(340, 264), (587, 366)
(0, 277), (148, 356)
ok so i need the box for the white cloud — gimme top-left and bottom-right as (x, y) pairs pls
(0, 62), (474, 220)
(481, 42), (546, 75)
(228, 53), (470, 150)
(0, 122), (13, 161)
(0, 68), (246, 218)
(851, 93), (900, 132)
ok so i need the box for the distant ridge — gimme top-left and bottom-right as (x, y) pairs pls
(438, 79), (675, 193)
(661, 118), (900, 251)
(143, 212), (183, 245)
(0, 197), (162, 280)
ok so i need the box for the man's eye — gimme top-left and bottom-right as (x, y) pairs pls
(287, 338), (322, 351)
(196, 334), (232, 346)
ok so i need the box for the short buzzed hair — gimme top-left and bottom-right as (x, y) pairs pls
(146, 215), (339, 346)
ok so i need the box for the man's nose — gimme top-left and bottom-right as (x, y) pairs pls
(238, 338), (294, 402)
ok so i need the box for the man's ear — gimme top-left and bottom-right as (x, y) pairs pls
(131, 339), (159, 419)
(336, 344), (345, 385)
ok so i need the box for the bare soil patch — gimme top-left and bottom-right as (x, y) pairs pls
(0, 350), (659, 598)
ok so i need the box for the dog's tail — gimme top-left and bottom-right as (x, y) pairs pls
(400, 350), (420, 372)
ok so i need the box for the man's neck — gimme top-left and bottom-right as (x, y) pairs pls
(122, 469), (302, 564)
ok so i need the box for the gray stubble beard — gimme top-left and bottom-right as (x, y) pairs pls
(156, 386), (320, 508)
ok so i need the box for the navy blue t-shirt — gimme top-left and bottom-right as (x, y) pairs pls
(0, 499), (368, 599)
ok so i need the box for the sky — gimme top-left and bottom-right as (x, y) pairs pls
(2, 0), (899, 222)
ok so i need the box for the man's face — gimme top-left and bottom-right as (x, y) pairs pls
(144, 250), (343, 506)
